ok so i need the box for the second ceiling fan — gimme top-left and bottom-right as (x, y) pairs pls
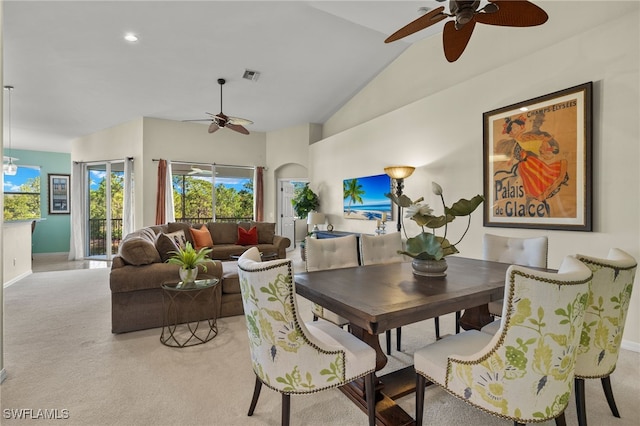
(385, 0), (548, 62)
(185, 78), (253, 135)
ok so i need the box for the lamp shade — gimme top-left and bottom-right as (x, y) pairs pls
(307, 212), (326, 226)
(384, 166), (415, 180)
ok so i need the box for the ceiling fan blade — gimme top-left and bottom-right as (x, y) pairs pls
(475, 0), (548, 27)
(443, 18), (476, 62)
(182, 119), (211, 122)
(208, 122), (220, 134)
(228, 116), (253, 126)
(385, 6), (447, 43)
(226, 123), (250, 135)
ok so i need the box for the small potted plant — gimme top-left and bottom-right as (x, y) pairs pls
(386, 182), (484, 277)
(166, 242), (213, 283)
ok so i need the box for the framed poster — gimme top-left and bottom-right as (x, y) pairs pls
(49, 173), (70, 214)
(343, 174), (393, 220)
(483, 82), (592, 231)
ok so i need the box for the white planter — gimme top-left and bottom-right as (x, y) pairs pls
(179, 267), (198, 283)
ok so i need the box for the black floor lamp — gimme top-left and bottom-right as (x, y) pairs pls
(384, 166), (415, 232)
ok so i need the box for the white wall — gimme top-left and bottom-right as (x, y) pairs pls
(72, 117), (267, 230)
(310, 8), (640, 348)
(265, 123), (317, 222)
(72, 117), (144, 229)
(141, 118), (267, 226)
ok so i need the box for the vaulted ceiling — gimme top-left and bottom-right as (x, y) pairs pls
(2, 1), (633, 152)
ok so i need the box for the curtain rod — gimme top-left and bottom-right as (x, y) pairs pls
(151, 159), (263, 170)
(74, 157), (133, 164)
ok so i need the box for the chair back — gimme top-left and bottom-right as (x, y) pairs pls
(483, 233), (548, 268)
(575, 248), (637, 378)
(359, 232), (404, 265)
(305, 234), (359, 272)
(237, 247), (358, 393)
(446, 256), (592, 422)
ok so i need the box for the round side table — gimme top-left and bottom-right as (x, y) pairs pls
(160, 278), (220, 348)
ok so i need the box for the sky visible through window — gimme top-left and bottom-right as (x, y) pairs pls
(3, 166), (40, 193)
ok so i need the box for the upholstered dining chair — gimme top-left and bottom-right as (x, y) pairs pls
(414, 255), (592, 426)
(237, 247), (376, 426)
(483, 233), (549, 318)
(360, 232), (405, 355)
(573, 248), (637, 426)
(305, 234), (359, 328)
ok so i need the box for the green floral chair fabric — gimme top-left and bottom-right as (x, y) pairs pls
(414, 256), (592, 426)
(574, 248), (637, 426)
(237, 247), (377, 426)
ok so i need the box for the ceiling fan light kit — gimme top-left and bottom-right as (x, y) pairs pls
(386, 0), (548, 62)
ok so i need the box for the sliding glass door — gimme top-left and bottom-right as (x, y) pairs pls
(86, 161), (124, 259)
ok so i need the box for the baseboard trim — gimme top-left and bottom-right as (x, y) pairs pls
(621, 339), (640, 353)
(3, 270), (33, 288)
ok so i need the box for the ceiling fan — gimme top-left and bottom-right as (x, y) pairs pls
(385, 0), (548, 62)
(188, 166), (213, 176)
(184, 78), (253, 135)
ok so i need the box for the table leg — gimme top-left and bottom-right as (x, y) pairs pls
(342, 325), (416, 426)
(458, 304), (493, 331)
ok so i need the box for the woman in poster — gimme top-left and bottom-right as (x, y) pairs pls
(496, 114), (569, 213)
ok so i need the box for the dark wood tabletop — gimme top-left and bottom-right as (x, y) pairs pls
(294, 256), (513, 426)
(295, 256), (509, 334)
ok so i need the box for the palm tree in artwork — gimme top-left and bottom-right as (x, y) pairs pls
(343, 179), (365, 215)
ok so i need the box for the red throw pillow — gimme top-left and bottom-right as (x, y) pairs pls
(237, 226), (258, 245)
(189, 225), (214, 249)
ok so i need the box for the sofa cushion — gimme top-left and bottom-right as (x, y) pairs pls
(119, 237), (161, 266)
(239, 221), (276, 244)
(166, 230), (188, 249)
(167, 222), (195, 246)
(190, 225), (214, 249)
(208, 222), (238, 245)
(155, 233), (180, 263)
(221, 261), (241, 294)
(237, 226), (258, 245)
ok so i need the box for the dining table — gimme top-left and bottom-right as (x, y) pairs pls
(294, 256), (513, 426)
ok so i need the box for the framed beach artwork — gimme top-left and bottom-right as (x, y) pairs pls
(483, 82), (592, 231)
(343, 174), (393, 220)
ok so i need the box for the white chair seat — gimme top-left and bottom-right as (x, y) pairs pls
(487, 300), (503, 317)
(305, 321), (376, 379)
(414, 330), (493, 385)
(480, 319), (501, 336)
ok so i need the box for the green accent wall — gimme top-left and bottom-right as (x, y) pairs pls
(6, 149), (71, 253)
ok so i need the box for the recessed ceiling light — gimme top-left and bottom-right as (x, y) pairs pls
(124, 33), (139, 42)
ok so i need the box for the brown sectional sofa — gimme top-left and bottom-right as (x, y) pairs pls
(109, 221), (290, 333)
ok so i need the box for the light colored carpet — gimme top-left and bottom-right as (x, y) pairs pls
(1, 267), (639, 425)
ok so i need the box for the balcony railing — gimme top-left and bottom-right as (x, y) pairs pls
(88, 218), (123, 256)
(87, 216), (253, 256)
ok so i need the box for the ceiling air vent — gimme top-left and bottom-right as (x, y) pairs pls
(242, 69), (260, 82)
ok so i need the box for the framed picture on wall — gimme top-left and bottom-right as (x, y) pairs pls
(343, 174), (393, 220)
(482, 82), (592, 231)
(48, 173), (70, 214)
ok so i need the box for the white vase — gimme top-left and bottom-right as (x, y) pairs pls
(412, 258), (448, 278)
(179, 267), (198, 283)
